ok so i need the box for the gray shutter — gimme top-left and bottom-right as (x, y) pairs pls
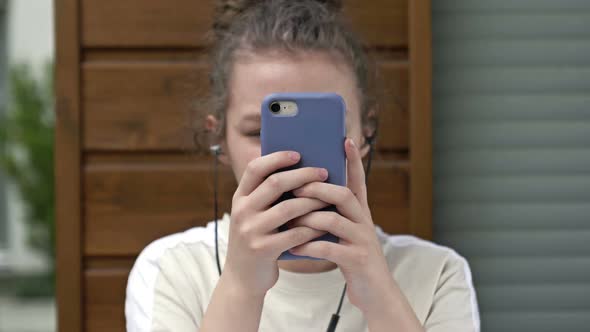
(432, 1), (590, 331)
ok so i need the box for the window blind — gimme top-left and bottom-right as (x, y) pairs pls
(432, 1), (590, 331)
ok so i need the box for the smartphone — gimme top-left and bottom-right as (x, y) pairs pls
(261, 92), (346, 260)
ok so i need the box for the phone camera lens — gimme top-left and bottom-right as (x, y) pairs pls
(270, 102), (281, 113)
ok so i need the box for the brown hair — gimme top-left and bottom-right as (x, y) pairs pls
(191, 0), (379, 152)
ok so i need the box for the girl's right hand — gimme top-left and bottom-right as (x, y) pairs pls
(222, 150), (330, 297)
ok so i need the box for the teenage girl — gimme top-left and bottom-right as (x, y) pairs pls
(125, 1), (480, 331)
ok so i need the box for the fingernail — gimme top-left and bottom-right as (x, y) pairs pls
(318, 168), (328, 179)
(289, 151), (300, 161)
(349, 138), (356, 148)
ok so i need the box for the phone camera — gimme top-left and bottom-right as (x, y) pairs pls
(270, 102), (281, 113)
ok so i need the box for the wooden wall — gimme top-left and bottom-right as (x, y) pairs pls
(55, 0), (432, 331)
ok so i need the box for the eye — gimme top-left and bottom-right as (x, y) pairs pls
(246, 130), (260, 137)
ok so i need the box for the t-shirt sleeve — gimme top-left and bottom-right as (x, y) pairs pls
(125, 242), (203, 332)
(424, 252), (481, 332)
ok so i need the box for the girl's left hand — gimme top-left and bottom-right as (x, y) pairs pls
(287, 137), (396, 315)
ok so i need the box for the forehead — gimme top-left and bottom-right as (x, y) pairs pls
(226, 50), (361, 123)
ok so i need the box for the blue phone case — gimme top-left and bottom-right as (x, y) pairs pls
(261, 92), (347, 260)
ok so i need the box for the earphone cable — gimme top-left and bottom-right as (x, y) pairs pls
(212, 145), (222, 276)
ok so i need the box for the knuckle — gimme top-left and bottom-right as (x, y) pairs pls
(327, 212), (340, 227)
(246, 160), (261, 177)
(238, 223), (253, 238)
(306, 181), (318, 191)
(248, 239), (264, 253)
(341, 187), (354, 202)
(317, 243), (331, 257)
(292, 227), (310, 244)
(231, 200), (247, 220)
(267, 173), (281, 189)
(326, 216), (340, 233)
(276, 201), (290, 217)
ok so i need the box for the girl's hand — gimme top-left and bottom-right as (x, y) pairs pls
(286, 138), (396, 314)
(223, 151), (331, 298)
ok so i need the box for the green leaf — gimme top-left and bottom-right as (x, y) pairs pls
(0, 61), (56, 295)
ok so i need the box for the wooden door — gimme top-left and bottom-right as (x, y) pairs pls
(55, 1), (432, 331)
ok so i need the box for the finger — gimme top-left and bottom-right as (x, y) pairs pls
(256, 197), (330, 233)
(247, 167), (328, 210)
(288, 211), (357, 242)
(288, 241), (358, 268)
(235, 151), (301, 197)
(346, 137), (368, 207)
(264, 226), (328, 257)
(293, 182), (368, 225)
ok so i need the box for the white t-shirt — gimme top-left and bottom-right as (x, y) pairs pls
(125, 212), (480, 331)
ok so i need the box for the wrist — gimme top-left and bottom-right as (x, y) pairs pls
(362, 283), (423, 332)
(361, 268), (399, 313)
(219, 270), (267, 301)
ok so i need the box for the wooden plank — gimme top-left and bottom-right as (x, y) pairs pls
(85, 257), (135, 270)
(83, 154), (409, 256)
(83, 49), (207, 62)
(82, 61), (207, 152)
(81, 0), (215, 48)
(366, 158), (410, 235)
(83, 154), (236, 256)
(82, 61), (408, 152)
(409, 0), (433, 240)
(85, 269), (128, 332)
(55, 0), (82, 331)
(81, 0), (407, 48)
(377, 61), (409, 151)
(342, 0), (408, 47)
